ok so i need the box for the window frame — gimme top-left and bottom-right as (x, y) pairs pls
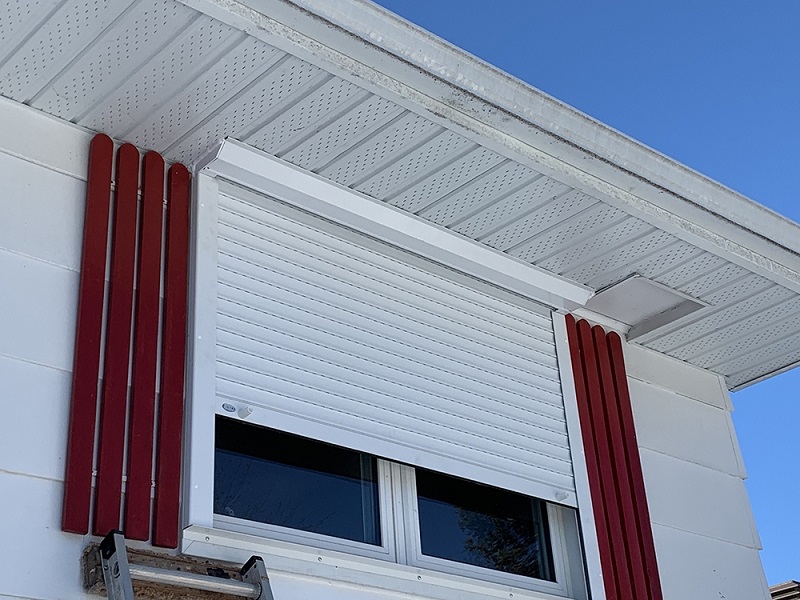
(205, 416), (584, 599)
(212, 451), (399, 563)
(393, 463), (582, 598)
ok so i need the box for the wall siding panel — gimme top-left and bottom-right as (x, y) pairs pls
(628, 343), (770, 600)
(0, 151), (85, 270)
(0, 355), (71, 481)
(0, 250), (79, 370)
(629, 378), (742, 476)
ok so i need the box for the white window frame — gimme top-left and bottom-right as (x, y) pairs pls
(183, 141), (601, 600)
(211, 432), (398, 563)
(205, 415), (583, 599)
(393, 463), (585, 598)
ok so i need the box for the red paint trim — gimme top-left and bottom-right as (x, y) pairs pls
(580, 320), (629, 597)
(608, 332), (664, 600)
(565, 316), (664, 600)
(152, 164), (191, 548)
(93, 144), (141, 536)
(124, 152), (165, 541)
(594, 326), (649, 599)
(564, 315), (618, 600)
(62, 134), (114, 534)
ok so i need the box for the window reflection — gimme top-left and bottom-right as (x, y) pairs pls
(214, 417), (381, 545)
(416, 469), (554, 581)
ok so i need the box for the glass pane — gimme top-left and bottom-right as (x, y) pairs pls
(416, 469), (555, 581)
(214, 416), (381, 545)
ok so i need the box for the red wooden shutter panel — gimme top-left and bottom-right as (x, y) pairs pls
(565, 314), (664, 600)
(63, 134), (191, 549)
(124, 151), (166, 541)
(152, 163), (191, 548)
(94, 143), (141, 536)
(62, 133), (114, 534)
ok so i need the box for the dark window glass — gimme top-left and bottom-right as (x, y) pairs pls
(416, 469), (555, 581)
(214, 417), (380, 545)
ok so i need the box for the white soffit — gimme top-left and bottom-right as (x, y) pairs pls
(1, 0), (800, 389)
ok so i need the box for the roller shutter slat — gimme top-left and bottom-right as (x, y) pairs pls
(213, 192), (575, 504)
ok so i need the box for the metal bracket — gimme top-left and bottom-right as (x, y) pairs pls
(241, 555), (275, 600)
(97, 531), (273, 599)
(99, 531), (134, 600)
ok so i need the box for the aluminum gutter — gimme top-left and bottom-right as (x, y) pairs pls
(178, 0), (800, 294)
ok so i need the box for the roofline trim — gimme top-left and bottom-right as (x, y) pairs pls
(289, 0), (800, 254)
(177, 0), (800, 296)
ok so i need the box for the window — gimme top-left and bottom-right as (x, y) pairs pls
(214, 417), (381, 546)
(212, 417), (585, 598)
(188, 152), (592, 600)
(414, 468), (554, 581)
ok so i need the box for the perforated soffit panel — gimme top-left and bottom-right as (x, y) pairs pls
(2, 0), (800, 390)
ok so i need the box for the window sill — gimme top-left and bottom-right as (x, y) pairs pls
(182, 525), (575, 600)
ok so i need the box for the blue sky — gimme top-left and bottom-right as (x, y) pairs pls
(372, 0), (800, 586)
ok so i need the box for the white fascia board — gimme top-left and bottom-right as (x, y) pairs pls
(730, 356), (800, 392)
(177, 0), (800, 295)
(199, 139), (592, 310)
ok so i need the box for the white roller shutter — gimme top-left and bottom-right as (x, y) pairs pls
(212, 186), (576, 506)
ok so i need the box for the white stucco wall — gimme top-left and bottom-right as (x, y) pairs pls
(624, 341), (771, 600)
(0, 99), (102, 599)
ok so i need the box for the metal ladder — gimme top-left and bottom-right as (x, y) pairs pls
(99, 531), (274, 599)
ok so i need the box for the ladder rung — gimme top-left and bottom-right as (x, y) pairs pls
(98, 531), (273, 600)
(128, 564), (261, 598)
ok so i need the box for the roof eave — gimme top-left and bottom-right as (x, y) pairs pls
(291, 0), (800, 251)
(179, 0), (800, 295)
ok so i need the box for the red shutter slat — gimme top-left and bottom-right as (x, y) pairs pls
(124, 151), (166, 541)
(578, 319), (629, 597)
(594, 326), (650, 599)
(93, 143), (140, 536)
(566, 315), (664, 600)
(62, 134), (114, 534)
(564, 315), (619, 600)
(608, 331), (664, 600)
(152, 163), (191, 548)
